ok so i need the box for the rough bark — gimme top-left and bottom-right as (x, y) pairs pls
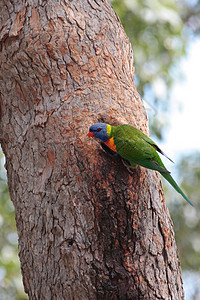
(0, 0), (184, 299)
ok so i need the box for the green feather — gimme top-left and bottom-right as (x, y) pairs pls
(109, 124), (193, 206)
(162, 173), (193, 206)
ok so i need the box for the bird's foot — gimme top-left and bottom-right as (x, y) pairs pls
(122, 159), (138, 174)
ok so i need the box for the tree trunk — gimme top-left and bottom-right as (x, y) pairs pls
(0, 0), (184, 299)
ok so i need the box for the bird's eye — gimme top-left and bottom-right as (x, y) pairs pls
(96, 128), (101, 132)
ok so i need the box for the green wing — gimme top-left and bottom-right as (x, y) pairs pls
(113, 125), (170, 173)
(112, 124), (193, 206)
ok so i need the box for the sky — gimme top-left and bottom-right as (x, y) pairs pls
(161, 38), (200, 160)
(153, 39), (200, 299)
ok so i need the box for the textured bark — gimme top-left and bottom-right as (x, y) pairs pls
(0, 0), (184, 299)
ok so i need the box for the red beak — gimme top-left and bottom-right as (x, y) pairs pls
(88, 132), (95, 138)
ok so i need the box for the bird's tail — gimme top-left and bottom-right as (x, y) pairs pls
(162, 172), (193, 206)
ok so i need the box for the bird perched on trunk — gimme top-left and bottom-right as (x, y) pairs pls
(88, 123), (193, 206)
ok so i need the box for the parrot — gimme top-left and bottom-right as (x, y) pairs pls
(88, 123), (193, 206)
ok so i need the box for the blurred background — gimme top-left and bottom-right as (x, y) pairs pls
(0, 0), (200, 299)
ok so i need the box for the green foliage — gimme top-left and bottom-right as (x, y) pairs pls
(165, 152), (200, 271)
(111, 0), (199, 139)
(0, 152), (27, 299)
(112, 1), (186, 99)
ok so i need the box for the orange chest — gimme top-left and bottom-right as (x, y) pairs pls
(104, 137), (117, 152)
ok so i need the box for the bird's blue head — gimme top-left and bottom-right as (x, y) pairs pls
(88, 123), (110, 142)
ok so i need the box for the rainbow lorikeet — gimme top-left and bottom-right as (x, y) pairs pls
(88, 123), (193, 206)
